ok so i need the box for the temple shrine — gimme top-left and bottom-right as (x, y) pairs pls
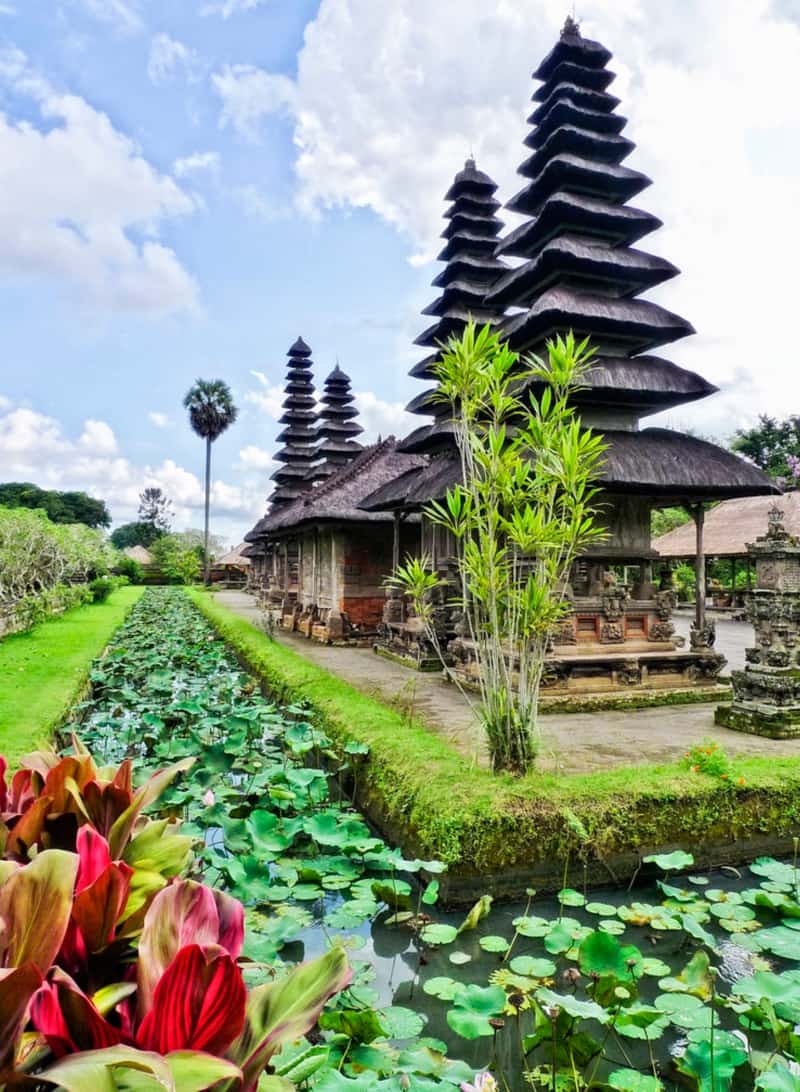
(360, 19), (776, 698)
(246, 20), (776, 697)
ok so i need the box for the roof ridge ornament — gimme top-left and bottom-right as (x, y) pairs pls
(561, 14), (581, 38)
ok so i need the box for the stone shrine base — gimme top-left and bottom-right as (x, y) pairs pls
(715, 701), (800, 739)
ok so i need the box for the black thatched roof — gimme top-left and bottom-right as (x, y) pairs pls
(496, 191), (661, 258)
(507, 154), (650, 217)
(405, 159), (508, 453)
(270, 337), (319, 506)
(249, 438), (426, 536)
(306, 364), (364, 486)
(487, 235), (677, 307)
(501, 287), (694, 355)
(362, 430), (776, 512)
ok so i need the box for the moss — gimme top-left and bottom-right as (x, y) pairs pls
(189, 589), (800, 901)
(540, 686), (730, 715)
(0, 586), (144, 764)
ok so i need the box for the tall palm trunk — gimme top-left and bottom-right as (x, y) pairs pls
(203, 436), (211, 585)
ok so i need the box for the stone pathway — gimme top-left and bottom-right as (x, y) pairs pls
(215, 590), (800, 775)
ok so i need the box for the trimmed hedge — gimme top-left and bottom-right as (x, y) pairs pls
(189, 589), (800, 902)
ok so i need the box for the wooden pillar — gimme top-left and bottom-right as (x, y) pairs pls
(392, 511), (402, 572)
(746, 556), (752, 590)
(731, 556), (736, 600)
(694, 505), (705, 630)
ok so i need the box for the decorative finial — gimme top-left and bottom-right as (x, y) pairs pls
(465, 155), (475, 170)
(561, 13), (580, 38)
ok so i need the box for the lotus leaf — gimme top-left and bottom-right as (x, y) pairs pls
(446, 984), (506, 1039)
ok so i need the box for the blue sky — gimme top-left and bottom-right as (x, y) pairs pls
(1, 0), (799, 543)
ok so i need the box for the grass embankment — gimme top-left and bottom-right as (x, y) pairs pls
(189, 588), (800, 900)
(0, 586), (143, 764)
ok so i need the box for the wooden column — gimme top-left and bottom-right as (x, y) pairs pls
(392, 511), (402, 572)
(693, 505), (705, 630)
(731, 556), (737, 604)
(746, 556), (752, 590)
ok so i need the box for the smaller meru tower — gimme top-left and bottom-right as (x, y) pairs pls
(270, 337), (319, 507)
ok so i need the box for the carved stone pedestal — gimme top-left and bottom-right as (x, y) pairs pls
(716, 507), (800, 738)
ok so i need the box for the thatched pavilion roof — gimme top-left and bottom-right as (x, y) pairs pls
(361, 430), (777, 513)
(123, 545), (154, 565)
(654, 491), (796, 559)
(213, 542), (251, 569)
(247, 438), (425, 537)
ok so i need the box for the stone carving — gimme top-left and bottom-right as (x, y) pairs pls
(654, 589), (675, 621)
(649, 621), (675, 642)
(690, 620), (716, 650)
(383, 585), (404, 625)
(617, 661), (641, 686)
(600, 621), (624, 643)
(717, 512), (800, 737)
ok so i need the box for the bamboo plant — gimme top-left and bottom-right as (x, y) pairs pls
(390, 324), (607, 774)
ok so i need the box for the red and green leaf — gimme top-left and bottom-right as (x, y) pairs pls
(227, 945), (351, 1091)
(137, 880), (243, 1015)
(0, 849), (78, 972)
(136, 944), (246, 1055)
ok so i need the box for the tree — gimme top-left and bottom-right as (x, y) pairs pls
(150, 534), (201, 585)
(138, 487), (173, 534)
(0, 482), (110, 528)
(109, 521), (162, 550)
(731, 414), (800, 483)
(172, 528), (226, 563)
(391, 325), (607, 774)
(183, 379), (238, 584)
(651, 506), (691, 538)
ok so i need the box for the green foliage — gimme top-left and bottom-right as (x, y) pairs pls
(392, 323), (607, 774)
(731, 413), (800, 481)
(0, 480), (110, 527)
(651, 505), (690, 538)
(682, 740), (745, 787)
(88, 575), (118, 602)
(115, 554), (144, 583)
(151, 533), (202, 584)
(110, 520), (163, 549)
(0, 507), (116, 628)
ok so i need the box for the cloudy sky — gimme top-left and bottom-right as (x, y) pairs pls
(0, 0), (798, 543)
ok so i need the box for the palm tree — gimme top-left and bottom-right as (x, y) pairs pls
(183, 379), (238, 584)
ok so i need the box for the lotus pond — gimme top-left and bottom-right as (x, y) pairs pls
(64, 588), (800, 1090)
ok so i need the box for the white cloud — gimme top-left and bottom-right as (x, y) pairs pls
(79, 418), (118, 455)
(238, 444), (275, 470)
(0, 49), (198, 315)
(246, 370), (284, 419)
(0, 5), (17, 15)
(354, 391), (415, 443)
(148, 411), (171, 428)
(202, 0), (268, 17)
(212, 65), (295, 141)
(173, 151), (219, 177)
(76, 0), (143, 33)
(223, 0), (800, 435)
(147, 33), (199, 85)
(0, 403), (263, 531)
(0, 395), (10, 410)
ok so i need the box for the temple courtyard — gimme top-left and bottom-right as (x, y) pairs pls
(215, 589), (793, 775)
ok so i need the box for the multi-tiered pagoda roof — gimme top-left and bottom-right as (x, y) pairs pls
(486, 18), (712, 415)
(269, 337), (318, 507)
(306, 364), (364, 485)
(362, 20), (776, 515)
(401, 158), (508, 454)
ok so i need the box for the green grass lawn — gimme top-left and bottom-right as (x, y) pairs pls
(189, 587), (800, 898)
(0, 585), (143, 765)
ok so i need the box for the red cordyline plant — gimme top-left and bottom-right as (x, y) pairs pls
(0, 744), (351, 1090)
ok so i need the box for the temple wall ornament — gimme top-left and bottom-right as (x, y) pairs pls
(716, 507), (800, 737)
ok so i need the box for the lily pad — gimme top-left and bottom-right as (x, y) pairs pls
(420, 923), (458, 946)
(479, 935), (509, 954)
(643, 850), (694, 872)
(608, 1069), (664, 1091)
(446, 984), (506, 1040)
(509, 956), (556, 978)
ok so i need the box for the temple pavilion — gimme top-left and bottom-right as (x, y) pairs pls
(360, 18), (777, 696)
(244, 339), (423, 640)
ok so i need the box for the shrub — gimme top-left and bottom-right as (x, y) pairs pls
(115, 555), (143, 584)
(682, 739), (745, 786)
(0, 743), (350, 1085)
(88, 575), (116, 602)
